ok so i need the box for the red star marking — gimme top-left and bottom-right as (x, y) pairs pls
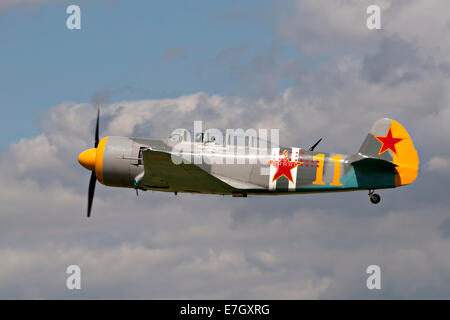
(268, 150), (301, 183)
(374, 126), (404, 155)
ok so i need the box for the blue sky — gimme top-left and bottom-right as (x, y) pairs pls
(0, 0), (300, 147)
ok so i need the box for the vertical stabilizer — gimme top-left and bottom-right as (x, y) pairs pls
(357, 118), (419, 186)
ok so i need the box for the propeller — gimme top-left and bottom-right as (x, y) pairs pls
(87, 104), (100, 218)
(95, 104), (100, 148)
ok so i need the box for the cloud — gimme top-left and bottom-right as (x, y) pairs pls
(361, 35), (424, 85)
(1, 83), (450, 298)
(384, 0), (450, 64)
(277, 0), (380, 56)
(278, 0), (450, 64)
(426, 157), (450, 173)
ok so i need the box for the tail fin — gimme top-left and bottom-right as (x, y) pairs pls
(357, 118), (419, 186)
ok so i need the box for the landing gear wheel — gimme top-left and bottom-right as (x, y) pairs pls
(369, 193), (381, 204)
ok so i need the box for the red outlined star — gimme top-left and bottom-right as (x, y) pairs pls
(268, 150), (301, 183)
(374, 126), (404, 155)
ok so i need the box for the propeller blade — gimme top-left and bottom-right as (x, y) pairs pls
(94, 104), (100, 148)
(87, 170), (97, 218)
(86, 104), (100, 217)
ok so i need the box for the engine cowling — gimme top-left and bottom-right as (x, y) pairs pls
(78, 136), (145, 188)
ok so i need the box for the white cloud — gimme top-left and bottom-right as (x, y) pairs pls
(1, 61), (449, 298)
(11, 135), (60, 174)
(279, 0), (450, 64)
(278, 0), (381, 55)
(427, 157), (450, 173)
(250, 278), (332, 299)
(0, 63), (449, 297)
(385, 0), (450, 64)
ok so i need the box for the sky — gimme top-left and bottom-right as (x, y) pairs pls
(0, 0), (287, 146)
(1, 0), (450, 299)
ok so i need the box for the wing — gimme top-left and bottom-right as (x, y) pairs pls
(138, 149), (235, 194)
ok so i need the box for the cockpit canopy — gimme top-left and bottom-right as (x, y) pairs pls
(168, 128), (276, 147)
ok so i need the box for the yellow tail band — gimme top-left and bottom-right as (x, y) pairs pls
(390, 120), (419, 186)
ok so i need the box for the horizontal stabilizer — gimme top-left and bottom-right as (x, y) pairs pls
(349, 156), (397, 189)
(350, 157), (397, 169)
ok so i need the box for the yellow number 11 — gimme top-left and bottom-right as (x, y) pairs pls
(312, 154), (343, 186)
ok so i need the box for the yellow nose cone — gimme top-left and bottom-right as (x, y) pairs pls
(78, 148), (97, 171)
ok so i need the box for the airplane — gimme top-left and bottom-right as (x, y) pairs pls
(78, 105), (419, 217)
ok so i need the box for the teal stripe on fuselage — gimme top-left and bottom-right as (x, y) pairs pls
(292, 162), (395, 192)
